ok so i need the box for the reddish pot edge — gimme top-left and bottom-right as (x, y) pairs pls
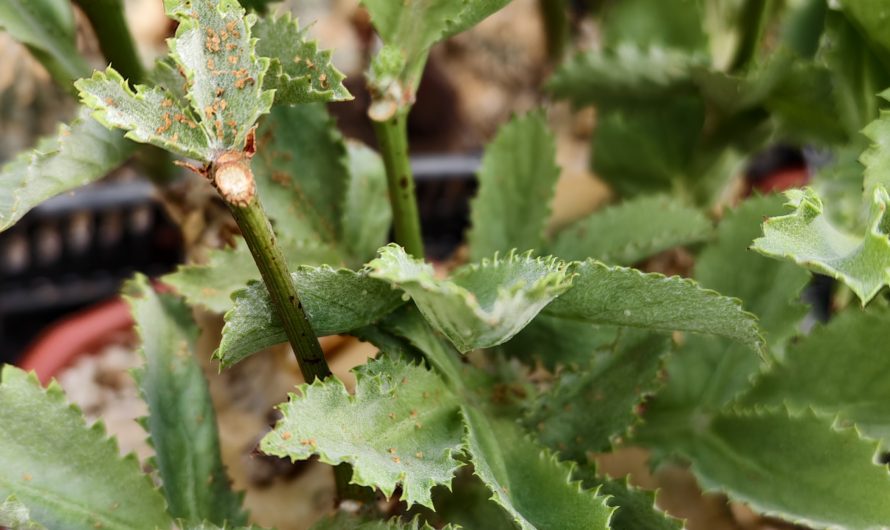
(17, 297), (134, 386)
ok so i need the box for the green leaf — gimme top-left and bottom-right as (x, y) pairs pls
(77, 0), (274, 162)
(654, 407), (890, 529)
(217, 266), (405, 367)
(525, 331), (669, 460)
(500, 316), (621, 370)
(253, 103), (348, 249)
(573, 467), (682, 530)
(261, 355), (464, 508)
(1, 496), (45, 530)
(408, 472), (517, 530)
(467, 112), (560, 262)
(543, 260), (764, 353)
(548, 45), (706, 107)
(861, 93), (890, 198)
(744, 308), (890, 446)
(312, 513), (441, 530)
(752, 186), (890, 304)
(362, 0), (509, 112)
(462, 406), (614, 530)
(341, 142), (392, 265)
(125, 276), (246, 526)
(0, 366), (172, 530)
(549, 195), (712, 264)
(0, 0), (90, 86)
(183, 523), (266, 530)
(601, 0), (707, 52)
(592, 97), (705, 198)
(77, 68), (213, 160)
(839, 0), (890, 69)
(253, 13), (352, 105)
(0, 108), (134, 232)
(695, 195), (809, 352)
(823, 12), (890, 139)
(369, 245), (574, 353)
(162, 240), (341, 313)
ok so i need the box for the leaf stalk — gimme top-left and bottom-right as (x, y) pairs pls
(372, 113), (425, 258)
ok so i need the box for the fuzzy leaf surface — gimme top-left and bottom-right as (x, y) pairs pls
(744, 308), (890, 445)
(462, 406), (614, 530)
(525, 331), (669, 459)
(77, 68), (213, 160)
(550, 195), (712, 264)
(369, 245), (574, 353)
(656, 407), (890, 529)
(543, 260), (764, 353)
(77, 0), (273, 161)
(217, 267), (405, 367)
(0, 0), (89, 85)
(261, 356), (463, 508)
(468, 112), (560, 262)
(752, 186), (890, 303)
(0, 108), (134, 232)
(0, 496), (45, 530)
(126, 276), (245, 525)
(253, 13), (351, 104)
(0, 366), (171, 530)
(695, 195), (809, 351)
(501, 316), (621, 370)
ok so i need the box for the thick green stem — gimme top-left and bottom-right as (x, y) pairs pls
(74, 0), (145, 84)
(729, 0), (773, 73)
(372, 113), (424, 257)
(212, 155), (331, 383)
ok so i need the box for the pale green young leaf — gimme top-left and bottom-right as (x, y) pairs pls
(549, 195), (712, 264)
(462, 406), (614, 530)
(0, 0), (90, 86)
(744, 308), (890, 445)
(162, 240), (342, 313)
(362, 0), (509, 112)
(752, 186), (890, 304)
(253, 13), (351, 104)
(0, 496), (45, 530)
(467, 112), (560, 262)
(368, 244), (574, 353)
(525, 331), (669, 460)
(572, 467), (682, 530)
(657, 407), (890, 529)
(341, 142), (392, 264)
(548, 45), (705, 107)
(76, 68), (213, 160)
(0, 108), (134, 232)
(217, 266), (405, 367)
(695, 194), (809, 351)
(543, 260), (764, 353)
(125, 276), (246, 526)
(0, 366), (172, 530)
(261, 356), (463, 508)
